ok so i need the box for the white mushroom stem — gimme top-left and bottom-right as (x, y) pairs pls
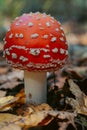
(24, 70), (47, 104)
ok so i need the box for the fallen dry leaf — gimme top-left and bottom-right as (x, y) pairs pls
(15, 105), (76, 128)
(62, 67), (83, 80)
(0, 124), (21, 130)
(0, 96), (19, 111)
(0, 113), (18, 126)
(16, 111), (52, 127)
(0, 113), (21, 130)
(0, 81), (23, 89)
(0, 89), (25, 112)
(73, 66), (87, 75)
(0, 111), (52, 129)
(17, 103), (52, 117)
(0, 90), (6, 98)
(66, 79), (87, 115)
(16, 89), (25, 104)
(8, 70), (24, 81)
(0, 102), (76, 129)
(0, 70), (24, 84)
(35, 103), (52, 111)
(0, 67), (9, 74)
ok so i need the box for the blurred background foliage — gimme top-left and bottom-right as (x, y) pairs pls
(0, 0), (87, 23)
(0, 0), (87, 41)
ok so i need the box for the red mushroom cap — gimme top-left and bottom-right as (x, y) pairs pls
(4, 12), (68, 71)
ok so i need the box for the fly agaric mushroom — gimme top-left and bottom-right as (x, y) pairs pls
(3, 12), (68, 104)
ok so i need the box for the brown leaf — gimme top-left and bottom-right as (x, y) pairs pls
(0, 67), (9, 74)
(68, 79), (84, 100)
(0, 104), (76, 129)
(13, 110), (76, 128)
(8, 69), (24, 81)
(58, 122), (69, 130)
(0, 111), (52, 128)
(0, 90), (6, 98)
(0, 124), (21, 130)
(15, 111), (52, 128)
(72, 66), (87, 76)
(67, 79), (87, 115)
(62, 67), (83, 80)
(16, 89), (25, 104)
(0, 113), (21, 130)
(0, 89), (25, 112)
(0, 96), (19, 111)
(0, 81), (23, 89)
(0, 70), (23, 84)
(16, 103), (52, 116)
(0, 113), (18, 126)
(32, 103), (52, 112)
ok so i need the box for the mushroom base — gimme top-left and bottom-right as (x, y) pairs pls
(24, 70), (47, 104)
